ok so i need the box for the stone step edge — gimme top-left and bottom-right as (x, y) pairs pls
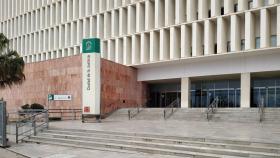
(47, 128), (280, 148)
(30, 136), (280, 157)
(39, 132), (280, 154)
(24, 138), (221, 158)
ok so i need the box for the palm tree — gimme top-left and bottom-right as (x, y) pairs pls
(0, 33), (25, 88)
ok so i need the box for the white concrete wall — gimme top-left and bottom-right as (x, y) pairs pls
(0, 0), (280, 65)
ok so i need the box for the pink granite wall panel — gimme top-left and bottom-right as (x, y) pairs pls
(0, 54), (148, 117)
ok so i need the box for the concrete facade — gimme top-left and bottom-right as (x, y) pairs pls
(1, 0), (280, 108)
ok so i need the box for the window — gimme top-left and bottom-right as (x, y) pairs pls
(255, 37), (260, 49)
(221, 7), (224, 15)
(208, 10), (211, 18)
(248, 0), (253, 9)
(214, 44), (217, 53)
(264, 0), (270, 6)
(271, 35), (277, 47)
(234, 4), (238, 12)
(227, 41), (231, 52)
(241, 39), (245, 50)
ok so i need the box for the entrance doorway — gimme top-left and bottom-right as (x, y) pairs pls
(148, 81), (181, 108)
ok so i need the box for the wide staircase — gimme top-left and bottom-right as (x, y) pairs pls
(106, 107), (280, 123)
(24, 128), (280, 158)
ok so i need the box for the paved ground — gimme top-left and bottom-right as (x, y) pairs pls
(0, 147), (27, 158)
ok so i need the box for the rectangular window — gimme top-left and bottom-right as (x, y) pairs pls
(248, 0), (253, 9)
(264, 0), (269, 6)
(227, 41), (231, 52)
(221, 7), (224, 15)
(234, 4), (238, 12)
(271, 35), (277, 47)
(241, 39), (245, 50)
(255, 37), (260, 49)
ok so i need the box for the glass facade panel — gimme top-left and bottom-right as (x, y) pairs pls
(191, 79), (240, 108)
(271, 35), (277, 47)
(252, 78), (280, 108)
(255, 37), (260, 49)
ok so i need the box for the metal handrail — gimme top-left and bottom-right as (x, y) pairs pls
(128, 105), (142, 120)
(16, 109), (49, 144)
(206, 97), (219, 121)
(258, 97), (265, 122)
(163, 98), (180, 120)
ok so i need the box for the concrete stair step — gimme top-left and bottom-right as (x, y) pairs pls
(25, 137), (224, 158)
(26, 136), (280, 158)
(39, 132), (280, 154)
(47, 128), (280, 148)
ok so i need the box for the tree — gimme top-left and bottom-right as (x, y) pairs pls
(0, 33), (25, 88)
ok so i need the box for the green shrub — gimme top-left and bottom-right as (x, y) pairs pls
(30, 103), (44, 110)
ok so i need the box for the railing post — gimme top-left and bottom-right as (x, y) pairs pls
(128, 110), (131, 120)
(45, 110), (49, 129)
(16, 123), (18, 144)
(32, 116), (36, 136)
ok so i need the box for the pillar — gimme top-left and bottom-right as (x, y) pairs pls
(260, 9), (271, 48)
(245, 12), (255, 50)
(253, 0), (263, 8)
(238, 0), (248, 11)
(277, 6), (280, 46)
(198, 0), (208, 19)
(224, 0), (234, 14)
(187, 0), (197, 22)
(217, 17), (227, 54)
(231, 15), (241, 51)
(204, 20), (215, 55)
(211, 0), (221, 17)
(241, 73), (251, 108)
(181, 77), (191, 108)
(192, 23), (203, 56)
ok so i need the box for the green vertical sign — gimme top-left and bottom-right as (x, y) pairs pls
(82, 38), (101, 53)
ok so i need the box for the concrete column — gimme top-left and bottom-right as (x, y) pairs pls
(150, 31), (159, 62)
(176, 0), (186, 24)
(204, 20), (214, 55)
(181, 25), (191, 58)
(198, 0), (208, 19)
(245, 12), (255, 50)
(224, 0), (234, 14)
(260, 9), (271, 48)
(145, 0), (154, 30)
(187, 0), (197, 22)
(277, 6), (280, 47)
(140, 33), (149, 63)
(116, 39), (123, 64)
(253, 0), (263, 8)
(238, 0), (248, 11)
(181, 77), (191, 108)
(241, 73), (251, 108)
(170, 27), (180, 59)
(217, 17), (227, 54)
(211, 0), (221, 17)
(192, 23), (203, 56)
(132, 35), (140, 64)
(124, 37), (132, 65)
(231, 15), (241, 51)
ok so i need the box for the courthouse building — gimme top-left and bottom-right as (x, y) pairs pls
(1, 0), (280, 113)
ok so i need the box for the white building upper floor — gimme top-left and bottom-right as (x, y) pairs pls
(0, 0), (280, 65)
